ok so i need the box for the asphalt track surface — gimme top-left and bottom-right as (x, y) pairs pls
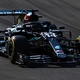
(0, 0), (80, 80)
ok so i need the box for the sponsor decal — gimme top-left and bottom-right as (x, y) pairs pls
(56, 50), (63, 53)
(55, 45), (60, 49)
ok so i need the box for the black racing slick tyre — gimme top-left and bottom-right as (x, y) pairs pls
(7, 35), (28, 64)
(49, 24), (57, 30)
(7, 38), (17, 64)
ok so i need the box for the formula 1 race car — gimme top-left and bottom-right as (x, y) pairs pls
(0, 10), (80, 67)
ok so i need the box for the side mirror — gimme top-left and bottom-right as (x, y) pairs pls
(0, 30), (4, 33)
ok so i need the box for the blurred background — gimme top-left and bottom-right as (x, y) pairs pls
(0, 0), (80, 38)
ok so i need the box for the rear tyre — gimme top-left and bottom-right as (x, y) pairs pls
(49, 24), (57, 30)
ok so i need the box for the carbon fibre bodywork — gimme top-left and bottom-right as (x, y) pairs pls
(0, 10), (79, 66)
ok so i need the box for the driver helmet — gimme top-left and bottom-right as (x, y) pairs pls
(24, 12), (32, 21)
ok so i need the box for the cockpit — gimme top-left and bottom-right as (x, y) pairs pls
(23, 22), (44, 32)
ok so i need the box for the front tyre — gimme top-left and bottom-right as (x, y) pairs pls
(7, 38), (17, 64)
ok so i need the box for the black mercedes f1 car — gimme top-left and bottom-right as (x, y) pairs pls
(0, 10), (80, 66)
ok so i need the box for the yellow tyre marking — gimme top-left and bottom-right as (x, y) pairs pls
(76, 36), (80, 43)
(9, 38), (15, 61)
